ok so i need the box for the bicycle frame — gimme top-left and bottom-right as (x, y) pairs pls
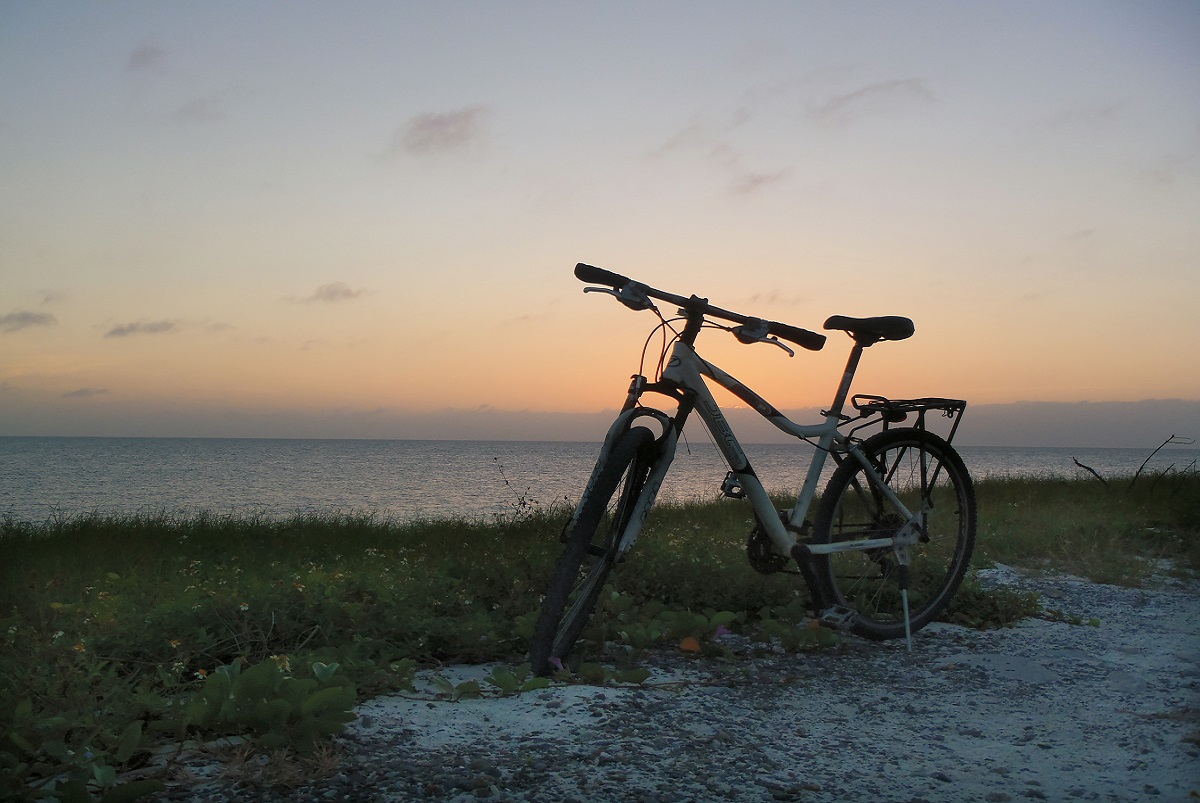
(600, 337), (923, 565)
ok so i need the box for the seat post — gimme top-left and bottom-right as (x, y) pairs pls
(826, 343), (866, 418)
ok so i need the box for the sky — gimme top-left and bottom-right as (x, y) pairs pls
(1, 1), (1198, 447)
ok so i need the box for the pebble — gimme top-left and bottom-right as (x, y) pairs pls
(157, 572), (1199, 803)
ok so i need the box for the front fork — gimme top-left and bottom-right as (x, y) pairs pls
(568, 380), (680, 558)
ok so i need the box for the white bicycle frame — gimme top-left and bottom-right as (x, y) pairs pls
(670, 339), (924, 558)
(581, 337), (929, 646)
(592, 338), (925, 563)
(561, 262), (960, 649)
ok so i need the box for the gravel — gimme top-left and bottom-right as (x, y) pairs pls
(161, 567), (1199, 802)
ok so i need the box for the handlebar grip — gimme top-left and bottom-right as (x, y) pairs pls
(575, 262), (631, 288)
(768, 321), (826, 352)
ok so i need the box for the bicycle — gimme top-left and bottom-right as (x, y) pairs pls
(529, 263), (977, 675)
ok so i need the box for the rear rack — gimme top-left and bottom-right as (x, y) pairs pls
(849, 394), (967, 444)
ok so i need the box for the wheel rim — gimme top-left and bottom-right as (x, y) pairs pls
(825, 440), (969, 628)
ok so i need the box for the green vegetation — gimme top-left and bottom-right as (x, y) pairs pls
(2, 472), (1197, 800)
(973, 471), (1200, 585)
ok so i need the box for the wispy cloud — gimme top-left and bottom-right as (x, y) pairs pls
(744, 288), (806, 307)
(127, 44), (166, 73)
(172, 94), (229, 123)
(297, 282), (368, 304)
(649, 119), (790, 197)
(729, 169), (790, 196)
(648, 119), (713, 159)
(1041, 101), (1124, 131)
(808, 78), (935, 127)
(386, 106), (488, 156)
(105, 320), (176, 338)
(1143, 151), (1195, 186)
(63, 387), (108, 399)
(1, 310), (56, 333)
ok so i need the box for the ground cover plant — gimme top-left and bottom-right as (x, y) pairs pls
(2, 469), (1196, 800)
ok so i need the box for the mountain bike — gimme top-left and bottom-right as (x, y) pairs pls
(529, 263), (976, 674)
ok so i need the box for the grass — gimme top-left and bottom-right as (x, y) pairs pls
(972, 471), (1200, 584)
(1, 471), (1197, 799)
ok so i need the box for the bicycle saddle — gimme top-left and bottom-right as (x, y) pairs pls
(824, 315), (915, 345)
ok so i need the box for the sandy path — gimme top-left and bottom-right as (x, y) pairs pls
(171, 568), (1200, 802)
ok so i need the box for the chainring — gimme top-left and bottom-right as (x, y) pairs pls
(746, 519), (792, 575)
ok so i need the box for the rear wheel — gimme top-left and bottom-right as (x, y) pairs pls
(529, 426), (656, 675)
(812, 428), (975, 640)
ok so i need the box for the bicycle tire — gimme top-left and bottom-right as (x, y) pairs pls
(811, 428), (976, 640)
(529, 426), (657, 675)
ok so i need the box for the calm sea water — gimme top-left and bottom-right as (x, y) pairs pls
(2, 436), (1196, 524)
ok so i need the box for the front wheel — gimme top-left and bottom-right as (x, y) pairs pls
(812, 428), (976, 640)
(528, 426), (657, 675)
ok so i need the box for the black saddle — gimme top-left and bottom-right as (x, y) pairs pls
(824, 315), (915, 346)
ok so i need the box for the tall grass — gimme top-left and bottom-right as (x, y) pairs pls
(1, 472), (1196, 798)
(973, 471), (1200, 584)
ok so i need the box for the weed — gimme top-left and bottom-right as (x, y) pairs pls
(1, 474), (1195, 798)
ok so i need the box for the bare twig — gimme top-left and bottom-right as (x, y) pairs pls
(1071, 456), (1109, 487)
(1129, 435), (1195, 490)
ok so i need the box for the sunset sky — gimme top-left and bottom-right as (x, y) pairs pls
(2, 1), (1198, 446)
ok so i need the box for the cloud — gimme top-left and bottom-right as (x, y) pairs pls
(649, 119), (790, 197)
(1, 310), (56, 333)
(1041, 101), (1124, 131)
(387, 106), (488, 156)
(648, 119), (712, 159)
(172, 95), (228, 123)
(744, 288), (805, 306)
(127, 44), (166, 73)
(808, 78), (935, 127)
(63, 388), (108, 399)
(729, 169), (790, 196)
(104, 320), (176, 338)
(1143, 151), (1195, 186)
(296, 282), (368, 304)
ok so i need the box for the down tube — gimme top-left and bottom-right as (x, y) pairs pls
(689, 388), (795, 555)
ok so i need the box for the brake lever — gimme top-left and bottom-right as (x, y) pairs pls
(583, 282), (654, 311)
(732, 319), (795, 357)
(764, 337), (795, 357)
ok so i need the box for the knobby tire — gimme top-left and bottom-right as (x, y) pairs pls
(529, 426), (656, 675)
(812, 428), (976, 640)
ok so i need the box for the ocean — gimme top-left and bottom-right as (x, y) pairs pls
(2, 436), (1196, 525)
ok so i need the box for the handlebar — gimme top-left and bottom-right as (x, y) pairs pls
(574, 262), (826, 352)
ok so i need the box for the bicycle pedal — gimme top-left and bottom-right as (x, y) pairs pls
(817, 606), (857, 631)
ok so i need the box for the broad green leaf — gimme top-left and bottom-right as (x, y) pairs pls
(484, 668), (519, 693)
(300, 686), (355, 716)
(311, 661), (340, 683)
(58, 778), (92, 803)
(114, 720), (142, 764)
(614, 668), (651, 685)
(578, 663), (609, 684)
(99, 779), (167, 803)
(93, 764), (118, 788)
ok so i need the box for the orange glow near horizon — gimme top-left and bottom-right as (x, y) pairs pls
(2, 3), (1198, 441)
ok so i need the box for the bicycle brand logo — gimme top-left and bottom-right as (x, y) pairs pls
(701, 396), (743, 459)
